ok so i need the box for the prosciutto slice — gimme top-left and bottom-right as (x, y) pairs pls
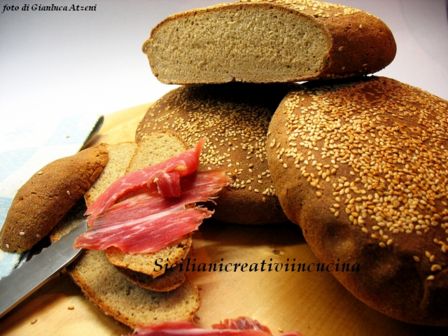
(85, 139), (204, 221)
(131, 317), (301, 336)
(75, 140), (229, 254)
(75, 171), (228, 253)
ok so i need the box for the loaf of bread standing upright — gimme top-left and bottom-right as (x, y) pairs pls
(143, 0), (396, 84)
(266, 76), (448, 326)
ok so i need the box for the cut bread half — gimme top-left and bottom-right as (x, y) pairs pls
(143, 0), (396, 84)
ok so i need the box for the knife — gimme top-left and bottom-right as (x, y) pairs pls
(0, 205), (87, 318)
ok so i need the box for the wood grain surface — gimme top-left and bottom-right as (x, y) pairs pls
(1, 104), (445, 336)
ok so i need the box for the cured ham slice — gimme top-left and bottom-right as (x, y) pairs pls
(75, 206), (211, 253)
(75, 140), (229, 254)
(131, 317), (301, 336)
(75, 170), (228, 253)
(86, 139), (204, 220)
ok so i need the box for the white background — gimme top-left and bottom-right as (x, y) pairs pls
(0, 0), (447, 136)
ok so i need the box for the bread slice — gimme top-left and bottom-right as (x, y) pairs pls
(136, 84), (291, 225)
(118, 263), (186, 292)
(267, 76), (448, 326)
(104, 133), (193, 280)
(143, 0), (396, 84)
(84, 142), (136, 207)
(105, 239), (191, 278)
(70, 250), (200, 328)
(0, 144), (108, 252)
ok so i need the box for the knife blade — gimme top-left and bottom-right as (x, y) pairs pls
(0, 210), (87, 318)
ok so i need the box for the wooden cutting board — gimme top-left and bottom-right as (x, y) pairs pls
(0, 104), (441, 336)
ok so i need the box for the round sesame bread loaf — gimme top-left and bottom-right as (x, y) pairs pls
(0, 144), (108, 253)
(267, 76), (448, 326)
(143, 0), (395, 84)
(136, 84), (293, 225)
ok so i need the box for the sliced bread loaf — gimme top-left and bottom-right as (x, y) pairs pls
(51, 141), (201, 327)
(143, 0), (396, 84)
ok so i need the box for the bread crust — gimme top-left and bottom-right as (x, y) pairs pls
(0, 144), (108, 252)
(144, 0), (395, 84)
(267, 77), (448, 326)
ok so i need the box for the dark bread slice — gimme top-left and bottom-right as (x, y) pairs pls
(69, 250), (200, 328)
(104, 134), (193, 279)
(85, 142), (137, 206)
(0, 144), (108, 252)
(267, 76), (448, 326)
(105, 239), (191, 278)
(136, 84), (292, 225)
(143, 0), (396, 84)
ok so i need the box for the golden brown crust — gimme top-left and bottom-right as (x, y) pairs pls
(144, 0), (395, 83)
(136, 84), (292, 225)
(0, 144), (108, 252)
(267, 76), (448, 326)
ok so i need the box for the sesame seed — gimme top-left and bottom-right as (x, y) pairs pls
(19, 231), (25, 236)
(413, 256), (420, 262)
(426, 275), (435, 281)
(431, 264), (442, 272)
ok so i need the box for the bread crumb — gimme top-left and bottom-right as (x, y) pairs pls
(37, 171), (43, 175)
(272, 249), (284, 255)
